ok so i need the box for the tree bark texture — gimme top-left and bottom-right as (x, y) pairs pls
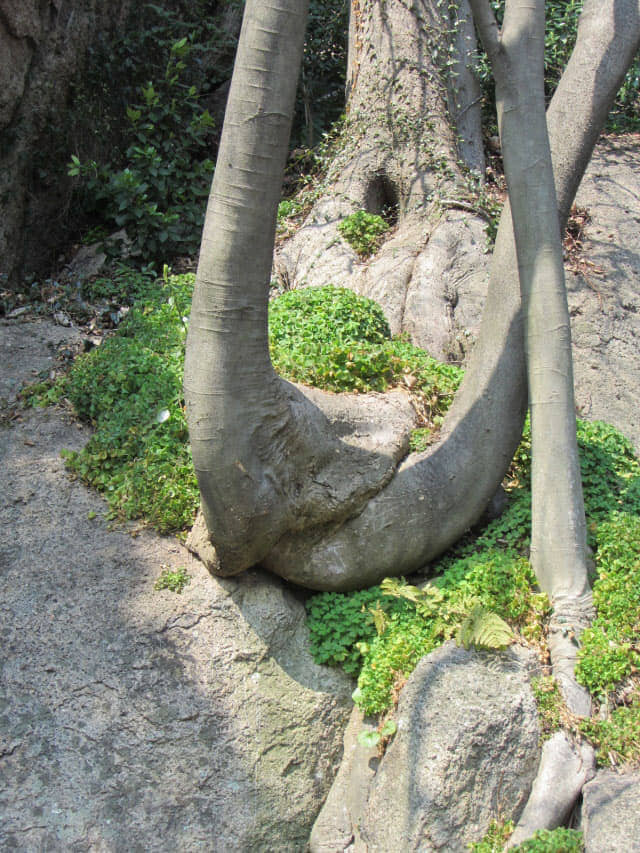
(186, 0), (640, 591)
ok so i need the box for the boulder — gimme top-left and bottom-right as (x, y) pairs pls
(0, 319), (353, 850)
(311, 641), (542, 851)
(582, 770), (640, 853)
(0, 0), (135, 287)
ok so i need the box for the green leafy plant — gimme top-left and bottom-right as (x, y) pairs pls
(154, 564), (191, 593)
(357, 718), (397, 749)
(307, 416), (640, 728)
(57, 269), (199, 532)
(456, 606), (514, 651)
(469, 819), (515, 853)
(269, 286), (463, 436)
(576, 512), (640, 699)
(531, 676), (565, 740)
(338, 211), (390, 257)
(580, 702), (640, 767)
(269, 285), (393, 391)
(306, 587), (410, 675)
(69, 37), (215, 264)
(513, 828), (583, 852)
(470, 822), (583, 852)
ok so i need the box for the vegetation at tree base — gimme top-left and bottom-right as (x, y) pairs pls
(269, 285), (461, 403)
(32, 281), (460, 530)
(337, 211), (391, 257)
(307, 415), (640, 753)
(31, 276), (640, 771)
(471, 821), (583, 852)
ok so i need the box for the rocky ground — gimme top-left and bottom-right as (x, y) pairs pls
(1, 134), (639, 851)
(0, 321), (352, 850)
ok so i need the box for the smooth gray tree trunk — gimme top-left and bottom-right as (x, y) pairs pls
(185, 0), (640, 593)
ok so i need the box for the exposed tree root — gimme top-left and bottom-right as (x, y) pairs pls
(508, 732), (595, 848)
(548, 592), (595, 718)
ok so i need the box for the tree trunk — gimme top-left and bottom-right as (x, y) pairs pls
(186, 0), (640, 592)
(184, 0), (417, 575)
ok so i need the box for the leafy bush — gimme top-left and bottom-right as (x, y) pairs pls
(580, 703), (640, 767)
(310, 552), (548, 715)
(45, 282), (461, 534)
(513, 828), (583, 852)
(306, 588), (410, 675)
(295, 0), (348, 146)
(576, 513), (640, 698)
(471, 823), (583, 853)
(307, 418), (640, 726)
(69, 38), (215, 264)
(337, 211), (390, 257)
(269, 285), (392, 391)
(269, 287), (462, 425)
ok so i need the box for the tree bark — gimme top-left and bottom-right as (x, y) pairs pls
(186, 0), (640, 592)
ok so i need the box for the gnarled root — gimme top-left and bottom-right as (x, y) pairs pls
(508, 590), (596, 847)
(508, 732), (595, 848)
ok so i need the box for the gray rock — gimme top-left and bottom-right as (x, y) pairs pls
(582, 770), (640, 853)
(309, 707), (380, 853)
(311, 642), (541, 852)
(0, 321), (353, 851)
(0, 0), (132, 286)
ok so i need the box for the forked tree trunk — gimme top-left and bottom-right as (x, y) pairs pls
(185, 0), (640, 593)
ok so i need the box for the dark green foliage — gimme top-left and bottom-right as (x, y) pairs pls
(69, 38), (215, 263)
(295, 0), (348, 147)
(478, 1), (639, 130)
(80, 262), (158, 304)
(337, 211), (390, 257)
(306, 588), (410, 675)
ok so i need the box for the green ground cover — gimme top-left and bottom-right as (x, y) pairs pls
(30, 272), (640, 781)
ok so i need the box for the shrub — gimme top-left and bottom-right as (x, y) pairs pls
(337, 211), (390, 257)
(69, 38), (215, 264)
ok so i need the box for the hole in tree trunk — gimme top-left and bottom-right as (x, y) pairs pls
(364, 173), (399, 226)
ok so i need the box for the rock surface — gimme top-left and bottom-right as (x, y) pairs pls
(311, 642), (542, 852)
(582, 770), (640, 853)
(0, 321), (352, 851)
(0, 0), (132, 286)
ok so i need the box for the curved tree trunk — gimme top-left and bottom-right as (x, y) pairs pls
(186, 0), (640, 592)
